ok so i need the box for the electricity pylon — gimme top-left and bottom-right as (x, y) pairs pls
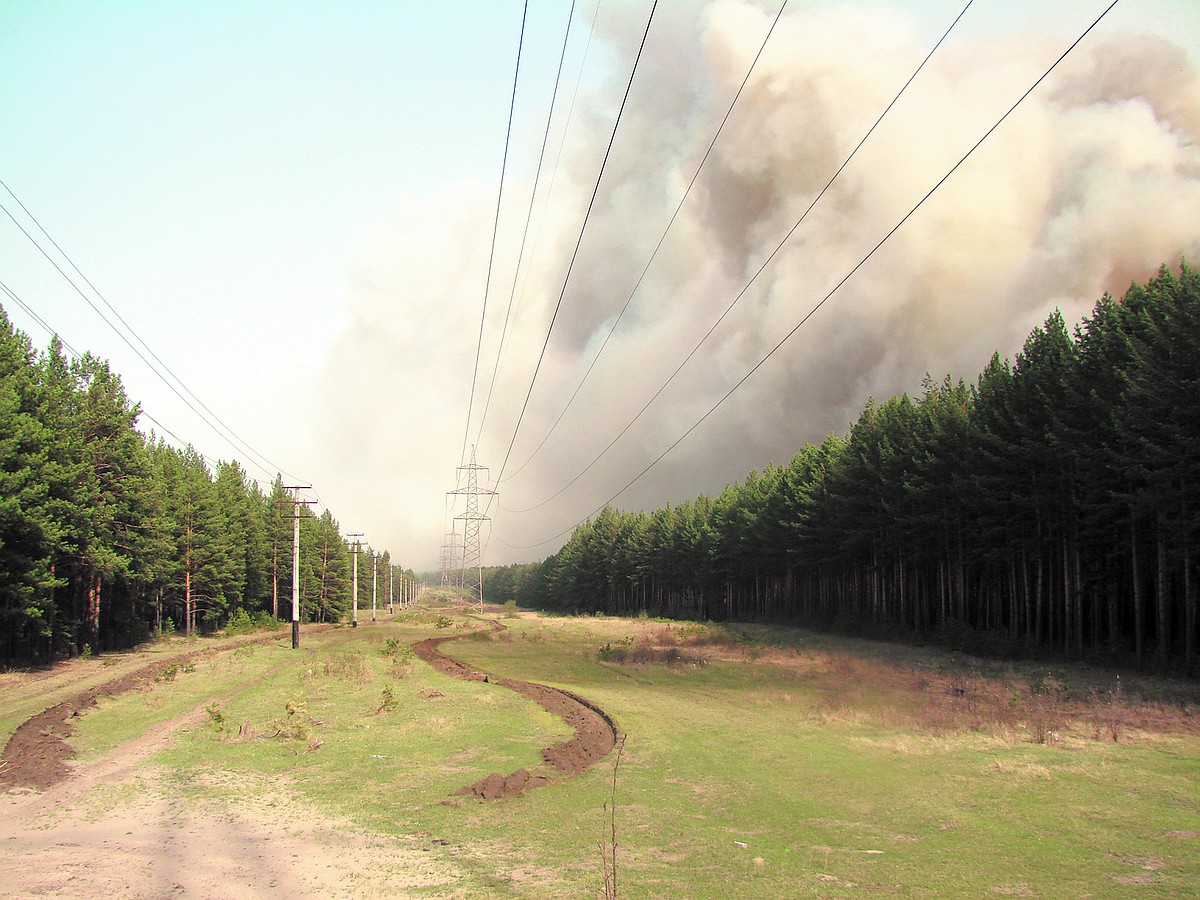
(447, 445), (495, 610)
(440, 526), (461, 587)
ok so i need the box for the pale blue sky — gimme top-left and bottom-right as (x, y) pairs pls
(2, 1), (1198, 567)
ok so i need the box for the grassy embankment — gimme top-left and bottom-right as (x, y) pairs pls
(38, 604), (1200, 896)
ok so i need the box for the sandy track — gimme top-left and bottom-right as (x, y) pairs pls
(0, 630), (460, 898)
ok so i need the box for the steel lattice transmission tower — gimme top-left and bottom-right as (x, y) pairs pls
(439, 526), (462, 587)
(447, 445), (496, 609)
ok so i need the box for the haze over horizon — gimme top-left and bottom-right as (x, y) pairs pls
(3, 0), (1199, 570)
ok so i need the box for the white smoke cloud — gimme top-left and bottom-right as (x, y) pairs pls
(316, 1), (1200, 569)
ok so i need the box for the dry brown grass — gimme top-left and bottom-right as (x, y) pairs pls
(594, 619), (1200, 745)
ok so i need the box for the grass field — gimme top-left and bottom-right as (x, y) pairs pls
(8, 603), (1199, 897)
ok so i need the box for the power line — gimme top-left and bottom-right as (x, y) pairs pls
(504, 0), (974, 514)
(503, 0), (791, 483)
(0, 179), (306, 485)
(0, 277), (221, 468)
(474, 0), (578, 448)
(491, 0), (660, 491)
(460, 0), (531, 468)
(0, 278), (81, 359)
(501, 0), (1120, 551)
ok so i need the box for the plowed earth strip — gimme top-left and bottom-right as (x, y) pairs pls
(0, 628), (320, 790)
(412, 619), (618, 800)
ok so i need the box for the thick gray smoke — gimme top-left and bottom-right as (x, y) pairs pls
(317, 1), (1200, 568)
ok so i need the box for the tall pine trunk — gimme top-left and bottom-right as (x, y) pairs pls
(88, 571), (101, 653)
(1131, 517), (1144, 669)
(1156, 511), (1170, 671)
(1184, 537), (1195, 673)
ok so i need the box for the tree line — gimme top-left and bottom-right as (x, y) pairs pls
(0, 310), (413, 666)
(486, 264), (1199, 672)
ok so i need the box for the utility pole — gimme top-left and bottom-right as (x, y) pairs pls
(371, 548), (378, 623)
(388, 564), (394, 615)
(278, 485), (313, 649)
(347, 533), (364, 628)
(447, 445), (496, 610)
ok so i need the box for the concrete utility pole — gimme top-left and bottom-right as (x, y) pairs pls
(371, 548), (378, 623)
(279, 485), (313, 649)
(347, 533), (364, 628)
(388, 565), (394, 614)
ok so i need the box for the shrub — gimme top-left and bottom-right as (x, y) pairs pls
(225, 608), (255, 635)
(376, 684), (398, 714)
(205, 702), (226, 732)
(268, 698), (314, 742)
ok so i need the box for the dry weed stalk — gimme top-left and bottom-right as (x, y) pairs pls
(600, 734), (626, 900)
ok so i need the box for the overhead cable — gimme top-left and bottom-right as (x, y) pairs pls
(491, 0), (661, 492)
(474, 0), (578, 448)
(505, 0), (974, 514)
(460, 0), (531, 468)
(502, 0), (1120, 550)
(503, 0), (791, 483)
(0, 180), (304, 485)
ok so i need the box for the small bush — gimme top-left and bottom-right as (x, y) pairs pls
(205, 702), (226, 732)
(268, 698), (313, 742)
(156, 662), (179, 683)
(225, 608), (255, 635)
(376, 684), (398, 714)
(598, 642), (627, 663)
(502, 600), (519, 618)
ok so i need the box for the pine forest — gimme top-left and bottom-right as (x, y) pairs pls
(486, 264), (1200, 673)
(0, 314), (413, 666)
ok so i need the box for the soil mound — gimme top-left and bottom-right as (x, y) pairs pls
(413, 619), (618, 799)
(1, 629), (304, 791)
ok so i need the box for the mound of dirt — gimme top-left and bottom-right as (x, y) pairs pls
(1, 653), (206, 790)
(1, 629), (303, 791)
(413, 619), (618, 800)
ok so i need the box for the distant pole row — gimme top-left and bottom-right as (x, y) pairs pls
(273, 497), (418, 649)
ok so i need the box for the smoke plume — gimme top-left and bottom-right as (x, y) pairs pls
(316, 1), (1200, 568)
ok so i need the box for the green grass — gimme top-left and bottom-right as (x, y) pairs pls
(54, 609), (1200, 897)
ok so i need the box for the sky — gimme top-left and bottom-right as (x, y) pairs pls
(2, 0), (1199, 572)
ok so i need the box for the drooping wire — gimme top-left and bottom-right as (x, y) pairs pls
(0, 277), (225, 471)
(491, 0), (661, 492)
(0, 278), (81, 358)
(504, 0), (974, 514)
(460, 0), (530, 468)
(473, 0), (578, 450)
(503, 0), (791, 483)
(506, 0), (604, 335)
(0, 180), (305, 485)
(502, 0), (1121, 551)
